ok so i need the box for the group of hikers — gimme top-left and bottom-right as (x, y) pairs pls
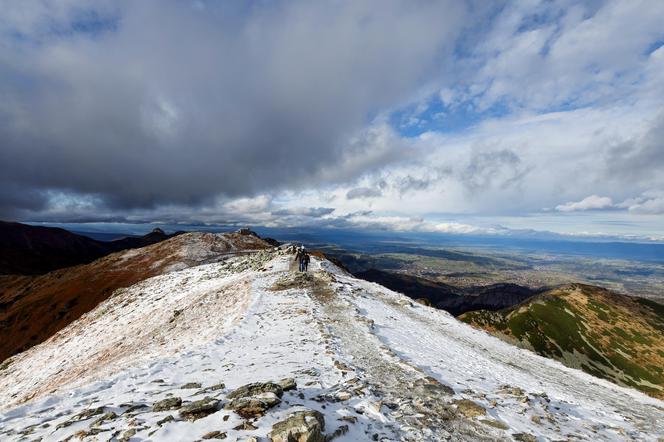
(294, 246), (310, 272)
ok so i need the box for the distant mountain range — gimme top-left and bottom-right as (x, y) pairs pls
(460, 284), (664, 399)
(356, 268), (544, 316)
(0, 220), (182, 275)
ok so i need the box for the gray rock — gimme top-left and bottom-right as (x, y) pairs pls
(513, 433), (537, 442)
(118, 429), (136, 442)
(92, 411), (117, 426)
(122, 403), (148, 414)
(202, 430), (228, 439)
(55, 407), (105, 429)
(269, 409), (325, 442)
(179, 397), (221, 421)
(153, 397), (182, 412)
(325, 425), (349, 442)
(227, 382), (283, 399)
(225, 393), (281, 418)
(197, 382), (226, 395)
(279, 378), (297, 392)
(157, 415), (175, 426)
(181, 382), (203, 389)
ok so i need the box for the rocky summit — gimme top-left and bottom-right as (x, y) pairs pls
(0, 233), (663, 441)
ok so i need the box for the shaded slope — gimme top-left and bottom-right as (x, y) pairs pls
(356, 268), (540, 315)
(0, 232), (271, 362)
(460, 284), (664, 399)
(0, 220), (181, 275)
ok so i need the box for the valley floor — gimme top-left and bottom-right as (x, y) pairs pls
(1, 248), (663, 441)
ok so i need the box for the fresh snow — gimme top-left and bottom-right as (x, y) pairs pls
(0, 244), (663, 441)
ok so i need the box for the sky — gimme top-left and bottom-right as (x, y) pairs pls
(1, 0), (664, 240)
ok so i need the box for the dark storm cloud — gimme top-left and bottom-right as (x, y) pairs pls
(271, 207), (334, 218)
(608, 114), (664, 185)
(393, 175), (431, 194)
(0, 185), (49, 218)
(346, 187), (383, 200)
(0, 0), (470, 218)
(459, 149), (527, 193)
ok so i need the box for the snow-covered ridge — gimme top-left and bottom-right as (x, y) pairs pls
(1, 245), (663, 441)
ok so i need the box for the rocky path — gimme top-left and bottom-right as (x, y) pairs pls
(336, 272), (664, 441)
(306, 270), (503, 441)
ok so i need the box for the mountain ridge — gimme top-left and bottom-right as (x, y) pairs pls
(0, 237), (662, 441)
(0, 231), (272, 362)
(0, 220), (183, 275)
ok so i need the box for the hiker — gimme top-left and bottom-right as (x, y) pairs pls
(294, 246), (305, 271)
(301, 251), (310, 272)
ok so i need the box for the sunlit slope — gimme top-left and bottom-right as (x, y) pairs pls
(460, 284), (664, 398)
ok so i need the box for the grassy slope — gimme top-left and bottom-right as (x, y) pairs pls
(460, 284), (664, 399)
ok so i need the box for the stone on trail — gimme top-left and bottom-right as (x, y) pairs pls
(179, 397), (221, 421)
(269, 409), (325, 442)
(225, 392), (281, 418)
(202, 430), (228, 439)
(227, 381), (284, 399)
(513, 433), (538, 442)
(153, 397), (182, 411)
(278, 377), (297, 392)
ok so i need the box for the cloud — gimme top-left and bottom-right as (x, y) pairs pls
(0, 0), (468, 217)
(1, 1), (663, 241)
(223, 195), (272, 214)
(618, 191), (664, 214)
(555, 195), (614, 212)
(460, 149), (525, 193)
(346, 187), (382, 200)
(607, 113), (664, 185)
(271, 207), (334, 218)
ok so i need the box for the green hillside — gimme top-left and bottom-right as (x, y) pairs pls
(460, 284), (664, 399)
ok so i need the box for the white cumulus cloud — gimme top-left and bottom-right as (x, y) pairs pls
(555, 195), (614, 212)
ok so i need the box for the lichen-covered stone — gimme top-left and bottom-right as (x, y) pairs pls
(453, 399), (486, 418)
(279, 378), (297, 392)
(202, 430), (227, 439)
(227, 382), (283, 399)
(225, 392), (281, 418)
(179, 397), (220, 421)
(269, 409), (325, 442)
(153, 397), (182, 411)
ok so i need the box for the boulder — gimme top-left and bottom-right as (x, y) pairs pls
(334, 391), (352, 402)
(225, 392), (281, 418)
(279, 378), (297, 392)
(153, 397), (182, 412)
(179, 397), (221, 421)
(227, 382), (283, 399)
(269, 409), (325, 442)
